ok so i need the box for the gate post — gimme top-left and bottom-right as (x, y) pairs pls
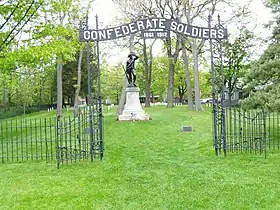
(208, 15), (219, 156)
(95, 15), (104, 161)
(85, 13), (94, 163)
(218, 15), (227, 156)
(209, 14), (227, 156)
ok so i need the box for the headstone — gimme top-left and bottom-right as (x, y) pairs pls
(118, 87), (150, 121)
(182, 126), (193, 132)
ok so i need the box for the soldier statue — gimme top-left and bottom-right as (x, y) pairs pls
(126, 52), (139, 87)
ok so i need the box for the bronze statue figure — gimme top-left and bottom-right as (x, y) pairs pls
(126, 52), (139, 87)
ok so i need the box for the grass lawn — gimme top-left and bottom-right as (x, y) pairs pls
(1, 106), (280, 209)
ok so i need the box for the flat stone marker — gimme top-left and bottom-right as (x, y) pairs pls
(182, 126), (193, 132)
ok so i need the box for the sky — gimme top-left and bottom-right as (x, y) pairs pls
(88, 0), (274, 66)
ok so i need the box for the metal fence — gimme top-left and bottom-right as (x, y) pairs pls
(56, 110), (101, 168)
(214, 106), (280, 157)
(0, 117), (57, 163)
(0, 108), (103, 167)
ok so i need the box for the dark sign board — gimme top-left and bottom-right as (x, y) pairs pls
(80, 18), (228, 42)
(141, 30), (170, 39)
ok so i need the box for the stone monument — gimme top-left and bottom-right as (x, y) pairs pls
(118, 52), (150, 121)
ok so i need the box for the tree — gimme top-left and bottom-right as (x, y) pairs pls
(153, 0), (182, 108)
(0, 0), (94, 114)
(181, 40), (193, 109)
(181, 0), (253, 111)
(174, 60), (188, 103)
(32, 0), (91, 118)
(241, 0), (280, 110)
(142, 39), (156, 107)
(74, 48), (84, 116)
(101, 65), (124, 104)
(0, 0), (42, 53)
(151, 56), (169, 99)
(223, 29), (254, 104)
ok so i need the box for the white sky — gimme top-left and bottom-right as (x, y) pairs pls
(89, 0), (274, 66)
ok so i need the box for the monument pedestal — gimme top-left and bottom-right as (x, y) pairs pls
(118, 87), (150, 121)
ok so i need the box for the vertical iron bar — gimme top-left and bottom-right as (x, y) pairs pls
(277, 112), (280, 149)
(238, 108), (241, 152)
(96, 14), (104, 160)
(56, 117), (60, 169)
(248, 111), (252, 153)
(35, 118), (38, 160)
(254, 112), (257, 154)
(10, 119), (13, 162)
(40, 118), (43, 160)
(263, 110), (266, 157)
(25, 119), (28, 160)
(30, 119), (33, 160)
(243, 110), (247, 152)
(74, 114), (77, 163)
(217, 15), (227, 156)
(64, 117), (68, 164)
(50, 118), (53, 160)
(208, 15), (218, 156)
(1, 120), (4, 163)
(6, 120), (8, 162)
(45, 118), (48, 162)
(229, 107), (233, 152)
(268, 111), (270, 150)
(15, 119), (19, 161)
(233, 107), (237, 151)
(60, 118), (64, 164)
(20, 119), (23, 161)
(83, 110), (87, 159)
(86, 14), (94, 163)
(273, 112), (275, 150)
(69, 116), (73, 163)
(78, 113), (81, 160)
(258, 111), (261, 154)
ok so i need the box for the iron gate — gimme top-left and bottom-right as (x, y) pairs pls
(209, 15), (272, 157)
(56, 107), (103, 168)
(56, 15), (104, 168)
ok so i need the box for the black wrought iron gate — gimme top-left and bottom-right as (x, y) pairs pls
(209, 15), (268, 157)
(56, 15), (104, 168)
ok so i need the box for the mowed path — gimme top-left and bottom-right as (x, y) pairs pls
(0, 106), (280, 209)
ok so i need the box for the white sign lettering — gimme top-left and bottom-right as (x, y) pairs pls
(79, 18), (228, 41)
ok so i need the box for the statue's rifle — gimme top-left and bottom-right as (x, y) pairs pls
(122, 65), (130, 82)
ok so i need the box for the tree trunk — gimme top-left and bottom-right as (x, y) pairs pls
(148, 42), (154, 100)
(143, 39), (156, 107)
(167, 59), (175, 108)
(181, 39), (194, 110)
(143, 39), (151, 107)
(8, 90), (11, 107)
(74, 48), (83, 117)
(166, 38), (174, 108)
(166, 38), (180, 108)
(191, 39), (203, 111)
(117, 34), (135, 116)
(56, 6), (65, 119)
(178, 87), (184, 103)
(56, 58), (63, 119)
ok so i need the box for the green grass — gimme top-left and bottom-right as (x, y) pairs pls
(1, 106), (280, 209)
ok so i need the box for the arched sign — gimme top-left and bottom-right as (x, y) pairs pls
(80, 18), (228, 42)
